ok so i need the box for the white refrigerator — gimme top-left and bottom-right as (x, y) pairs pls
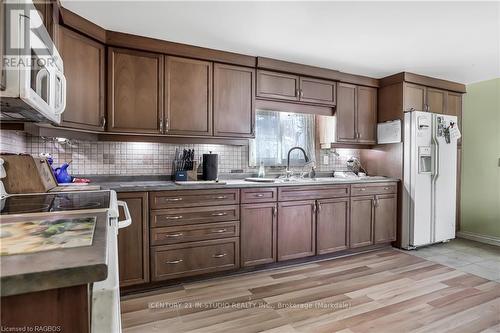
(401, 111), (459, 249)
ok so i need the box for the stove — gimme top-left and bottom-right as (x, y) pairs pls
(0, 191), (111, 215)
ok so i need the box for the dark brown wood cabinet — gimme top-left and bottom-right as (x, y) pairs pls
(240, 203), (277, 267)
(277, 200), (316, 261)
(165, 56), (212, 136)
(426, 88), (447, 114)
(373, 194), (397, 244)
(403, 83), (426, 111)
(213, 63), (255, 137)
(349, 196), (374, 248)
(257, 70), (336, 106)
(336, 83), (377, 144)
(316, 198), (350, 254)
(108, 47), (164, 133)
(257, 70), (300, 101)
(58, 26), (105, 131)
(299, 77), (336, 106)
(117, 192), (150, 287)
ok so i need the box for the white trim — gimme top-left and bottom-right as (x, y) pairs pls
(457, 231), (500, 247)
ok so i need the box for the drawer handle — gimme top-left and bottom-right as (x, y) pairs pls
(165, 215), (183, 220)
(210, 228), (227, 233)
(384, 187), (390, 190)
(165, 259), (183, 264)
(211, 212), (228, 216)
(212, 253), (227, 258)
(214, 196), (228, 199)
(164, 232), (183, 238)
(360, 188), (366, 191)
(255, 194), (265, 197)
(165, 197), (183, 202)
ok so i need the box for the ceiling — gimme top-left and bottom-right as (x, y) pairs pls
(60, 1), (500, 84)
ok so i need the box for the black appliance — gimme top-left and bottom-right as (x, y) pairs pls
(202, 152), (218, 181)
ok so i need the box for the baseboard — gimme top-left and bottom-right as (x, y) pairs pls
(457, 231), (500, 247)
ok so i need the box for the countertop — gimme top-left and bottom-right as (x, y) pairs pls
(0, 211), (109, 297)
(95, 176), (399, 192)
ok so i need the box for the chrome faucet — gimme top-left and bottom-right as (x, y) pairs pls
(286, 147), (310, 178)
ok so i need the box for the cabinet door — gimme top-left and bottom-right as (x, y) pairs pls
(356, 86), (377, 144)
(426, 88), (446, 114)
(374, 194), (397, 244)
(403, 83), (426, 111)
(213, 64), (255, 137)
(316, 198), (350, 255)
(117, 192), (150, 287)
(350, 196), (374, 248)
(278, 200), (316, 261)
(108, 48), (163, 133)
(58, 27), (105, 131)
(165, 57), (212, 136)
(336, 83), (357, 142)
(256, 70), (300, 101)
(299, 77), (336, 106)
(446, 92), (462, 146)
(241, 203), (277, 267)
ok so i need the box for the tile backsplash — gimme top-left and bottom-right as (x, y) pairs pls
(0, 130), (359, 176)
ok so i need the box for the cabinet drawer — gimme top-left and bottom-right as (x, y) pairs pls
(151, 221), (240, 245)
(351, 183), (397, 196)
(151, 205), (239, 227)
(241, 187), (277, 203)
(278, 185), (350, 201)
(151, 238), (239, 281)
(150, 189), (239, 209)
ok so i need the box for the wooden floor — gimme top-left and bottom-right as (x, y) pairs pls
(121, 249), (500, 332)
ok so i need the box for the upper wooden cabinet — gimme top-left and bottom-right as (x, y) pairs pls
(299, 77), (336, 106)
(426, 87), (447, 114)
(336, 83), (377, 144)
(257, 70), (300, 101)
(165, 57), (212, 136)
(58, 27), (105, 131)
(403, 83), (426, 112)
(117, 192), (150, 287)
(213, 64), (255, 138)
(108, 47), (164, 133)
(403, 83), (459, 115)
(257, 70), (336, 106)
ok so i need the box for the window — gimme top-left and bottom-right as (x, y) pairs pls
(249, 110), (315, 167)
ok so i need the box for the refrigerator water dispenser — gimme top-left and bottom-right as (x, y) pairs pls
(418, 146), (432, 173)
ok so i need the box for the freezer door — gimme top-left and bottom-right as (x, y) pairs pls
(403, 111), (433, 248)
(432, 114), (457, 242)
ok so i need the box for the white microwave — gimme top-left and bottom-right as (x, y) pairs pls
(0, 0), (66, 124)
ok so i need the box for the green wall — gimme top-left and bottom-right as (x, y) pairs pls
(461, 78), (500, 238)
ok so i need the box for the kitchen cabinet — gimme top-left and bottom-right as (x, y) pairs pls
(117, 192), (150, 287)
(373, 194), (397, 244)
(277, 200), (316, 261)
(256, 70), (336, 106)
(34, 0), (55, 41)
(58, 26), (105, 131)
(240, 203), (277, 267)
(446, 91), (462, 146)
(108, 47), (164, 133)
(165, 56), (212, 136)
(426, 87), (447, 114)
(213, 63), (255, 137)
(299, 77), (336, 106)
(336, 83), (377, 144)
(403, 83), (426, 112)
(316, 198), (350, 254)
(349, 196), (374, 248)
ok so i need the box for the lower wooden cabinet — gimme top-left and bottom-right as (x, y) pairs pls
(316, 198), (350, 254)
(151, 238), (239, 281)
(240, 203), (277, 267)
(117, 192), (150, 287)
(350, 196), (374, 248)
(277, 200), (316, 261)
(374, 194), (397, 244)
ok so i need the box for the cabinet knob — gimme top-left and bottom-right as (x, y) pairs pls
(210, 228), (227, 233)
(211, 212), (228, 216)
(360, 188), (366, 191)
(214, 196), (227, 200)
(165, 259), (183, 264)
(164, 232), (183, 238)
(212, 253), (227, 258)
(255, 193), (265, 197)
(272, 206), (277, 217)
(100, 116), (106, 129)
(165, 215), (183, 220)
(165, 197), (183, 202)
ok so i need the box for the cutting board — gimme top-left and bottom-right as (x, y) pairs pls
(1, 154), (57, 194)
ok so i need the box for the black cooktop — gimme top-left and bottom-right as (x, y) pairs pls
(0, 191), (110, 215)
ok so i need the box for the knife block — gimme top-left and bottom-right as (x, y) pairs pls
(187, 161), (198, 181)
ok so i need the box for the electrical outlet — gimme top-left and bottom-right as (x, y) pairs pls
(323, 155), (329, 165)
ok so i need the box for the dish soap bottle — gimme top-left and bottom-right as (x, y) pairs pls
(258, 161), (266, 178)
